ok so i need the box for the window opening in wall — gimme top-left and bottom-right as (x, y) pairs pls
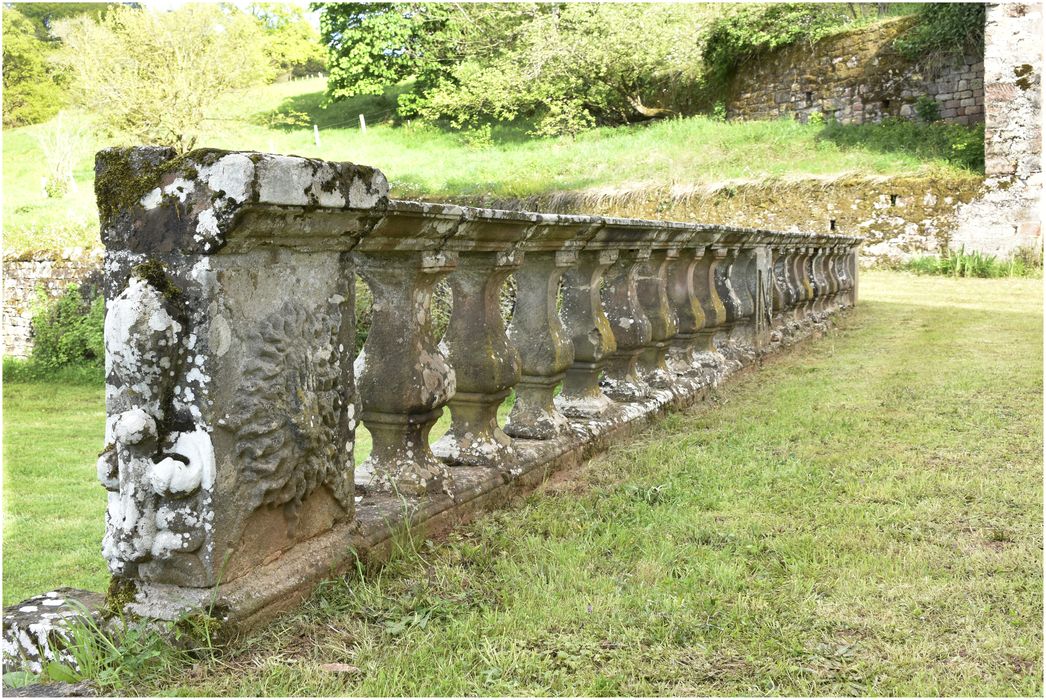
(829, 219), (837, 231)
(890, 194), (898, 206)
(882, 98), (891, 109)
(805, 91), (813, 105)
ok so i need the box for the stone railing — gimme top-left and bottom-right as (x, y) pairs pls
(3, 148), (859, 673)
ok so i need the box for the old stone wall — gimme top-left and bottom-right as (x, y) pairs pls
(441, 175), (984, 265)
(950, 2), (1042, 257)
(2, 252), (103, 358)
(728, 17), (984, 126)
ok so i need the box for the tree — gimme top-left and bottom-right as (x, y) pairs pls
(317, 2), (710, 136)
(52, 4), (271, 152)
(14, 2), (112, 40)
(250, 3), (327, 79)
(2, 6), (66, 127)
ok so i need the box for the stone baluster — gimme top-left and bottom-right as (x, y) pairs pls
(598, 221), (656, 401)
(844, 240), (860, 306)
(795, 246), (815, 322)
(812, 246), (830, 314)
(770, 245), (790, 330)
(354, 202), (466, 495)
(666, 241), (706, 376)
(727, 245), (757, 352)
(637, 224), (688, 390)
(823, 243), (842, 311)
(504, 218), (589, 439)
(557, 222), (621, 419)
(432, 209), (538, 469)
(749, 241), (775, 351)
(690, 242), (727, 371)
(786, 243), (806, 322)
(713, 246), (743, 356)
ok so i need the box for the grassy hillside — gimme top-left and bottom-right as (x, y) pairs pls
(3, 78), (982, 255)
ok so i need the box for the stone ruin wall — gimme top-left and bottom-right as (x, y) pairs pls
(3, 252), (102, 358)
(441, 175), (984, 266)
(727, 16), (984, 126)
(950, 2), (1042, 257)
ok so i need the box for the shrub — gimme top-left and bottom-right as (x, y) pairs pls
(701, 3), (853, 89)
(914, 95), (940, 123)
(894, 3), (986, 61)
(29, 281), (105, 370)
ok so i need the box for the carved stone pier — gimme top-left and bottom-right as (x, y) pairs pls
(3, 148), (862, 674)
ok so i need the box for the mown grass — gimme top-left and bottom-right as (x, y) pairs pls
(4, 272), (1039, 694)
(1, 362), (107, 604)
(3, 78), (983, 254)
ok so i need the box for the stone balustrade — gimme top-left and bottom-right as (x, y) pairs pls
(3, 148), (860, 673)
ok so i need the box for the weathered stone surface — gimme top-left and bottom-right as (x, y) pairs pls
(4, 681), (96, 697)
(726, 16), (984, 126)
(2, 589), (105, 675)
(94, 148), (367, 616)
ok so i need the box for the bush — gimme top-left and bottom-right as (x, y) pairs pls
(894, 3), (985, 61)
(701, 3), (854, 89)
(28, 282), (105, 371)
(2, 7), (66, 127)
(914, 95), (940, 123)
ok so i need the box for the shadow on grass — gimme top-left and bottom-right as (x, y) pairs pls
(251, 82), (539, 146)
(815, 118), (985, 173)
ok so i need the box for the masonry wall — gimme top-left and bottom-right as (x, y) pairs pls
(441, 174), (984, 265)
(950, 2), (1042, 256)
(2, 253), (101, 358)
(728, 17), (984, 126)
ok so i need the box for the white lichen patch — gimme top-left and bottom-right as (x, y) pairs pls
(199, 153), (254, 204)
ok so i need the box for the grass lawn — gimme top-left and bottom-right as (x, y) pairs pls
(3, 78), (981, 254)
(3, 271), (1041, 694)
(2, 371), (107, 604)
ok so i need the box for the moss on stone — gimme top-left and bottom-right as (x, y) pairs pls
(104, 576), (138, 616)
(94, 147), (234, 226)
(132, 258), (182, 302)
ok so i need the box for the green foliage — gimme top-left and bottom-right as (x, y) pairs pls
(13, 3), (112, 40)
(52, 5), (271, 152)
(701, 3), (854, 89)
(819, 117), (984, 171)
(2, 671), (39, 689)
(914, 95), (940, 123)
(2, 7), (66, 127)
(250, 3), (326, 79)
(29, 283), (105, 371)
(711, 100), (727, 122)
(319, 3), (706, 135)
(48, 602), (206, 692)
(903, 246), (1041, 278)
(894, 2), (986, 61)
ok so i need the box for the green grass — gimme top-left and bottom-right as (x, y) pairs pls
(3, 271), (1041, 694)
(903, 246), (1042, 279)
(2, 363), (107, 604)
(3, 78), (982, 255)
